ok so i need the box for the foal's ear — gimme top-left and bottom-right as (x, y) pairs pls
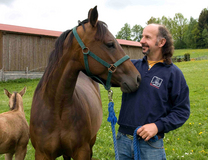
(19, 87), (27, 97)
(88, 6), (98, 27)
(4, 89), (11, 98)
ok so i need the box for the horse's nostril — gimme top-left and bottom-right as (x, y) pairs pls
(137, 75), (141, 85)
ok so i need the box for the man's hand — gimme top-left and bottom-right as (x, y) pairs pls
(136, 123), (158, 141)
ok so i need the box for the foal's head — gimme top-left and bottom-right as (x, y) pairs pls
(4, 87), (26, 111)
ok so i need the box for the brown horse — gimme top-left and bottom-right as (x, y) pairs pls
(0, 87), (29, 160)
(30, 6), (141, 160)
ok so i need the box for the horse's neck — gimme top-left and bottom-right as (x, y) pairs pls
(56, 62), (80, 101)
(44, 59), (82, 105)
(12, 96), (24, 113)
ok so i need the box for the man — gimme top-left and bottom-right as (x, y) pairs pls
(117, 24), (190, 160)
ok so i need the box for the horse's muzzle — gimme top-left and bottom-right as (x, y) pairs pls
(121, 75), (141, 93)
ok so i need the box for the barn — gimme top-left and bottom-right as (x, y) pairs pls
(0, 23), (142, 81)
(117, 39), (143, 60)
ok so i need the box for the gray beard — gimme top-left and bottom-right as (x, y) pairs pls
(142, 49), (150, 55)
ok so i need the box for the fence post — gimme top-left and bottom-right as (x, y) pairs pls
(26, 67), (28, 79)
(0, 68), (4, 81)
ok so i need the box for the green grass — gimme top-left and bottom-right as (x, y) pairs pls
(0, 59), (207, 159)
(173, 49), (208, 59)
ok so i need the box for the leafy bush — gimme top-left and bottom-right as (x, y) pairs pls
(184, 53), (191, 61)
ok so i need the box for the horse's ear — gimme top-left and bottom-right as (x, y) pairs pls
(19, 87), (27, 97)
(88, 6), (98, 27)
(4, 89), (11, 98)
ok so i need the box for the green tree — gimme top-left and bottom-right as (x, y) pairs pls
(172, 13), (188, 49)
(192, 23), (201, 46)
(115, 23), (131, 40)
(198, 8), (208, 31)
(202, 28), (208, 48)
(146, 16), (173, 32)
(184, 17), (198, 48)
(146, 17), (161, 24)
(160, 16), (173, 33)
(131, 24), (143, 41)
(197, 8), (208, 48)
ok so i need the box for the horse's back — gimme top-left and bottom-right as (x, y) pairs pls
(0, 111), (29, 134)
(0, 111), (29, 154)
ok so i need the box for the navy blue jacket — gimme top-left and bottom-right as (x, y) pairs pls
(118, 56), (190, 137)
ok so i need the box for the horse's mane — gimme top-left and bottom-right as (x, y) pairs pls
(36, 19), (108, 91)
(10, 92), (18, 110)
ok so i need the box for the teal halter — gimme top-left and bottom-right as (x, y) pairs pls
(72, 27), (130, 90)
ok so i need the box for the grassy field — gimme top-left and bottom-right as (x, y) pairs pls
(173, 48), (208, 59)
(0, 52), (207, 159)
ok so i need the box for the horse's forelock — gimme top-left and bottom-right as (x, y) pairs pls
(95, 21), (108, 42)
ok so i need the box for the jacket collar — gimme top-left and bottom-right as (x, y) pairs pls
(142, 56), (172, 67)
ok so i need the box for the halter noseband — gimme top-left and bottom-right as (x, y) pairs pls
(72, 27), (130, 90)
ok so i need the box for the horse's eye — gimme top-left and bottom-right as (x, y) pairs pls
(106, 42), (115, 48)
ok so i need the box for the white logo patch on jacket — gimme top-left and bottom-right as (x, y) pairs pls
(150, 76), (163, 89)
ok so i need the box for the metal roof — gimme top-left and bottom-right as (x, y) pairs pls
(0, 23), (62, 37)
(117, 39), (142, 47)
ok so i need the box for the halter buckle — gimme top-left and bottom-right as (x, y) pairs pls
(108, 64), (117, 73)
(108, 90), (113, 102)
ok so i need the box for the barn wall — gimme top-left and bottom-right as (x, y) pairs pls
(0, 31), (3, 69)
(121, 45), (143, 60)
(2, 32), (57, 72)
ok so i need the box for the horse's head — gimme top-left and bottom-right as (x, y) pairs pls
(4, 87), (26, 111)
(70, 6), (141, 93)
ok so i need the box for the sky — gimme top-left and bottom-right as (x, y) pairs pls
(0, 0), (207, 36)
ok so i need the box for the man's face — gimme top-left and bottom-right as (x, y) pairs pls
(140, 25), (159, 55)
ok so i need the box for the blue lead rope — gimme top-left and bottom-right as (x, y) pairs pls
(133, 126), (142, 160)
(107, 90), (159, 160)
(133, 127), (159, 160)
(107, 101), (119, 160)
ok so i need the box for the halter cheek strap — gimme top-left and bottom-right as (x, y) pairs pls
(72, 27), (130, 90)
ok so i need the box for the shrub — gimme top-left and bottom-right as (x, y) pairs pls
(184, 53), (190, 61)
